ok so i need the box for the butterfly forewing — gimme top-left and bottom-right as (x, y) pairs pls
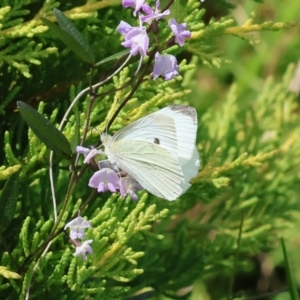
(157, 105), (198, 164)
(112, 113), (178, 155)
(112, 105), (198, 165)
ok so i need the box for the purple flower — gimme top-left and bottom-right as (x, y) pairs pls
(76, 146), (102, 164)
(73, 239), (93, 261)
(122, 0), (146, 16)
(76, 146), (90, 155)
(168, 19), (191, 46)
(153, 52), (179, 81)
(118, 21), (149, 57)
(89, 168), (120, 193)
(140, 0), (170, 24)
(120, 177), (143, 201)
(64, 216), (92, 240)
(117, 21), (132, 36)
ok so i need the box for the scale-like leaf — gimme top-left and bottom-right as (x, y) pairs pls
(41, 8), (95, 64)
(17, 101), (72, 157)
(0, 172), (19, 231)
(0, 266), (21, 279)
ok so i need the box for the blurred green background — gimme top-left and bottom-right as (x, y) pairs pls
(184, 1), (300, 299)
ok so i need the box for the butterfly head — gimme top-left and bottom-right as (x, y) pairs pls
(100, 132), (112, 147)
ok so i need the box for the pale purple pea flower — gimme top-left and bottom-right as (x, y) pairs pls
(64, 216), (92, 240)
(153, 52), (179, 81)
(73, 239), (93, 261)
(89, 168), (120, 193)
(76, 146), (103, 164)
(120, 177), (143, 201)
(122, 0), (146, 16)
(118, 21), (149, 57)
(140, 0), (170, 24)
(76, 146), (90, 155)
(168, 19), (191, 46)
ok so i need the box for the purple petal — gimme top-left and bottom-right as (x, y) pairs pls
(86, 245), (93, 255)
(129, 190), (138, 201)
(140, 9), (170, 24)
(130, 44), (141, 56)
(64, 217), (91, 229)
(107, 182), (117, 193)
(181, 30), (191, 38)
(122, 40), (133, 48)
(133, 0), (146, 16)
(83, 148), (100, 164)
(76, 146), (90, 155)
(141, 3), (153, 14)
(119, 177), (142, 200)
(117, 21), (132, 35)
(70, 228), (85, 240)
(73, 240), (93, 261)
(168, 18), (191, 46)
(164, 70), (179, 81)
(122, 0), (135, 8)
(153, 53), (179, 81)
(97, 182), (106, 192)
(123, 27), (149, 56)
(88, 170), (105, 188)
(176, 36), (185, 47)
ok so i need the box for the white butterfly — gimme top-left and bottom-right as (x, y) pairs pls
(101, 104), (200, 200)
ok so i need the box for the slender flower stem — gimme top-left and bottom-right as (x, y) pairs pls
(49, 53), (132, 227)
(106, 47), (157, 130)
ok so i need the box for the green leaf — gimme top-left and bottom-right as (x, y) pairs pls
(17, 101), (72, 157)
(41, 9), (95, 64)
(0, 171), (19, 231)
(95, 49), (130, 67)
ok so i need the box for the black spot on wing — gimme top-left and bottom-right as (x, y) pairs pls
(154, 137), (160, 144)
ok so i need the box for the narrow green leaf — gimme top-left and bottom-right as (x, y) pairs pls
(53, 8), (95, 63)
(0, 171), (19, 231)
(41, 16), (95, 64)
(281, 237), (300, 300)
(95, 49), (130, 67)
(17, 101), (72, 157)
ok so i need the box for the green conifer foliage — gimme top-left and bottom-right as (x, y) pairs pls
(0, 0), (299, 299)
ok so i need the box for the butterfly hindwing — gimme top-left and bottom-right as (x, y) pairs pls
(111, 140), (183, 200)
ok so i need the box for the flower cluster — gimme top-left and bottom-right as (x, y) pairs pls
(77, 146), (143, 201)
(119, 0), (191, 80)
(76, 2), (192, 202)
(64, 216), (93, 261)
